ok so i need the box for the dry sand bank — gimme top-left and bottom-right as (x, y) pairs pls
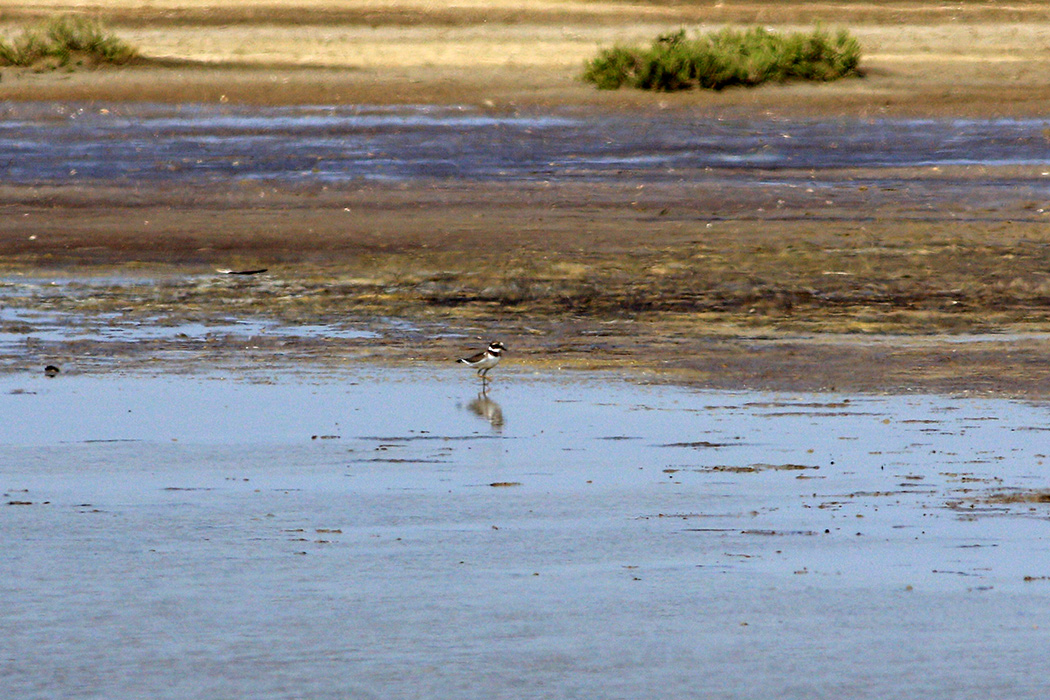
(3, 1), (1050, 114)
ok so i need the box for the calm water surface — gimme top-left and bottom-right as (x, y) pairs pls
(2, 367), (1050, 699)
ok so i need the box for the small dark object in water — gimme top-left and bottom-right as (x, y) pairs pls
(216, 268), (268, 275)
(43, 365), (60, 377)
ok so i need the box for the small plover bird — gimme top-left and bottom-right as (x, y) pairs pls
(457, 341), (506, 381)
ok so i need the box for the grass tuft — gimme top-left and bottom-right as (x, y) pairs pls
(582, 26), (861, 91)
(0, 14), (137, 68)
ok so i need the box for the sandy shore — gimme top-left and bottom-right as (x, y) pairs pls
(4, 1), (1050, 114)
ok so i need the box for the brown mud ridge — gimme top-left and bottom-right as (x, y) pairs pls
(5, 176), (1050, 397)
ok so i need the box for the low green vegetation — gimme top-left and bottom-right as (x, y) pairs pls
(582, 26), (861, 91)
(0, 14), (137, 68)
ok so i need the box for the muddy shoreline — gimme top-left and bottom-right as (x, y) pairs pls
(6, 168), (1050, 397)
(4, 2), (1050, 395)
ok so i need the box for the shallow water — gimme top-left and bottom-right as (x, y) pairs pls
(4, 102), (1050, 187)
(0, 305), (377, 348)
(3, 367), (1050, 698)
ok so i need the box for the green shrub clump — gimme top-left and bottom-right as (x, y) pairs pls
(582, 26), (861, 91)
(0, 14), (138, 68)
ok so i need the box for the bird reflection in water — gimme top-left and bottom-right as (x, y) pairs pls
(466, 389), (504, 430)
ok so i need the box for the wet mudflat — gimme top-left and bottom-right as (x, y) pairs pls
(9, 102), (1050, 395)
(3, 367), (1050, 698)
